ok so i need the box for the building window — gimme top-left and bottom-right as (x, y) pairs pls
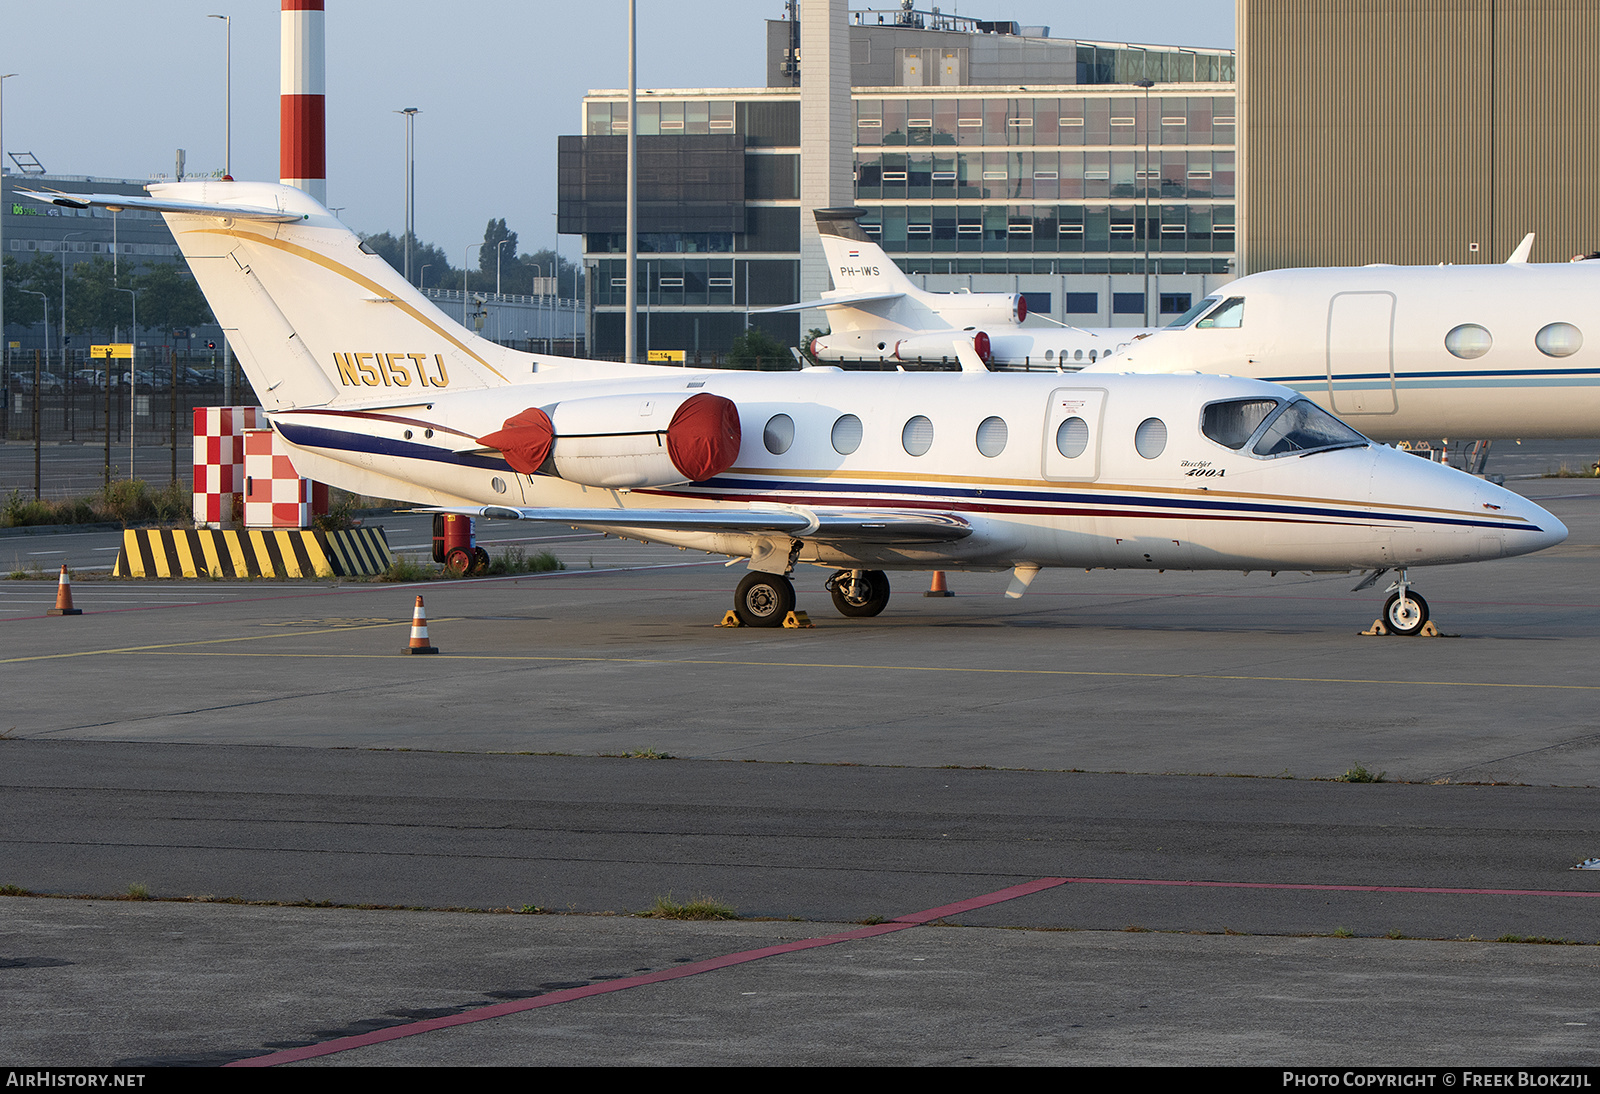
(1159, 292), (1193, 315)
(1113, 293), (1145, 315)
(1064, 293), (1098, 314)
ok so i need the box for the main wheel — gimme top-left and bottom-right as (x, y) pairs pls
(734, 572), (796, 628)
(828, 569), (891, 617)
(1383, 590), (1429, 636)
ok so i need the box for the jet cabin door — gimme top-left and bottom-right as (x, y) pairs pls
(1042, 387), (1107, 481)
(1326, 291), (1397, 415)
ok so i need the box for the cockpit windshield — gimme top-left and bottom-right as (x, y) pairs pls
(1250, 400), (1368, 457)
(1202, 397), (1368, 458)
(1195, 297), (1245, 329)
(1166, 295), (1219, 329)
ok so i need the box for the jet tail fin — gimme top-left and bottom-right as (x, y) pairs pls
(24, 181), (523, 411)
(814, 207), (919, 296)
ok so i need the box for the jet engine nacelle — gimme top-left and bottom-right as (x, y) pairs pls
(934, 293), (1025, 329)
(894, 330), (992, 364)
(478, 391), (742, 489)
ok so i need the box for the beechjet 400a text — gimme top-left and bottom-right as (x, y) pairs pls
(26, 182), (1566, 633)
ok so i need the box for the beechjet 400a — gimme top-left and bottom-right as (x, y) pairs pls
(26, 182), (1566, 633)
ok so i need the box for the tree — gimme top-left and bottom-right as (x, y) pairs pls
(358, 231), (455, 287)
(480, 219), (518, 281)
(133, 262), (213, 332)
(724, 326), (794, 370)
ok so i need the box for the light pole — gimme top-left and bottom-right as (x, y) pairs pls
(20, 289), (47, 498)
(1134, 78), (1155, 326)
(420, 264), (431, 290)
(115, 287), (137, 480)
(397, 107), (420, 283)
(496, 238), (513, 298)
(463, 244), (481, 327)
(1, 73), (18, 393)
(626, 0), (637, 362)
(207, 15), (231, 177)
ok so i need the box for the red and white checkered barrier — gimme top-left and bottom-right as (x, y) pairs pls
(192, 406), (262, 528)
(194, 407), (327, 529)
(244, 427), (329, 529)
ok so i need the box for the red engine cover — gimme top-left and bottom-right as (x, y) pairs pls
(1015, 294), (1027, 323)
(477, 406), (554, 475)
(666, 392), (742, 481)
(973, 330), (992, 363)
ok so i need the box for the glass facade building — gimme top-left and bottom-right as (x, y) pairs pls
(564, 15), (1236, 361)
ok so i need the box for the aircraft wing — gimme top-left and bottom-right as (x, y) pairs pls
(419, 505), (974, 544)
(751, 290), (906, 315)
(17, 189), (308, 223)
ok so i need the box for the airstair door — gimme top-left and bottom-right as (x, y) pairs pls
(1326, 291), (1397, 415)
(1042, 387), (1107, 481)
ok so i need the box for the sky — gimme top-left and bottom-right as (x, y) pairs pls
(2, 1), (1234, 264)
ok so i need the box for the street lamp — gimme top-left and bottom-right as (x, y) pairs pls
(20, 289), (47, 499)
(1134, 78), (1155, 326)
(207, 15), (231, 178)
(496, 238), (513, 297)
(463, 244), (481, 327)
(420, 264), (431, 290)
(396, 107), (420, 283)
(115, 286), (138, 480)
(1, 73), (18, 392)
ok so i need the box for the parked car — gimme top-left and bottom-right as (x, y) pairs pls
(8, 371), (65, 394)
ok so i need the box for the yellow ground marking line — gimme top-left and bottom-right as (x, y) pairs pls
(24, 644), (1600, 692)
(0, 618), (455, 665)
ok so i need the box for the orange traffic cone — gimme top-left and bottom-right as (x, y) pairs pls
(47, 565), (82, 616)
(401, 595), (438, 654)
(924, 570), (954, 597)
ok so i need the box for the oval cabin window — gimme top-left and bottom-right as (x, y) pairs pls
(763, 413), (795, 455)
(1536, 322), (1582, 358)
(1444, 324), (1493, 359)
(1056, 416), (1089, 458)
(902, 415), (934, 456)
(1135, 417), (1168, 459)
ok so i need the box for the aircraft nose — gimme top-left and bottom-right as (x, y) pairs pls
(1479, 481), (1566, 558)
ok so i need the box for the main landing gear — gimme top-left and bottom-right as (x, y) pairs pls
(826, 569), (891, 617)
(729, 568), (894, 627)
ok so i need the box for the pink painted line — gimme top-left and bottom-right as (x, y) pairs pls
(892, 877), (1070, 923)
(1055, 877), (1600, 898)
(227, 918), (920, 1066)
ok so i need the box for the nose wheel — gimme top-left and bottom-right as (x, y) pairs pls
(1376, 569), (1430, 636)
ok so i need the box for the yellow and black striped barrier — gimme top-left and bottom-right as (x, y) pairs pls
(113, 527), (394, 579)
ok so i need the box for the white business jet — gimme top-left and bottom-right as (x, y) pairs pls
(25, 183), (1565, 633)
(1084, 248), (1600, 440)
(759, 208), (1154, 369)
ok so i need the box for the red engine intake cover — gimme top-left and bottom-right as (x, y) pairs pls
(973, 330), (992, 363)
(666, 392), (742, 481)
(477, 406), (554, 475)
(1015, 294), (1027, 323)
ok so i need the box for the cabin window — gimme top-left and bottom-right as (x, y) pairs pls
(1444, 324), (1492, 359)
(764, 413), (795, 455)
(1194, 297), (1244, 329)
(1536, 322), (1582, 358)
(1202, 399), (1280, 450)
(1251, 400), (1366, 457)
(1135, 417), (1168, 459)
(975, 416), (1008, 457)
(1056, 417), (1089, 458)
(902, 415), (934, 456)
(831, 414), (863, 455)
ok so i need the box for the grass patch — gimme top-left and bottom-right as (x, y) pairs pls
(1332, 926), (1355, 938)
(601, 748), (672, 760)
(1336, 763), (1386, 783)
(1496, 934), (1581, 945)
(3, 480), (190, 529)
(377, 556), (438, 582)
(481, 547), (564, 576)
(121, 883), (151, 901)
(0, 884), (32, 896)
(639, 893), (739, 921)
(1541, 462), (1600, 478)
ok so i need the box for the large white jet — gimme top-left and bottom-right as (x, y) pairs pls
(1084, 256), (1600, 440)
(26, 182), (1565, 633)
(759, 208), (1154, 369)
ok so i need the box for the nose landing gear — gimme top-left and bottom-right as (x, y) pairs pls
(1356, 568), (1432, 636)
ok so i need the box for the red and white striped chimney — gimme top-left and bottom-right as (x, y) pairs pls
(279, 0), (326, 204)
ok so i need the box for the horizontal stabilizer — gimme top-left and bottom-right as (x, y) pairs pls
(752, 290), (906, 315)
(418, 505), (973, 544)
(18, 189), (308, 223)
